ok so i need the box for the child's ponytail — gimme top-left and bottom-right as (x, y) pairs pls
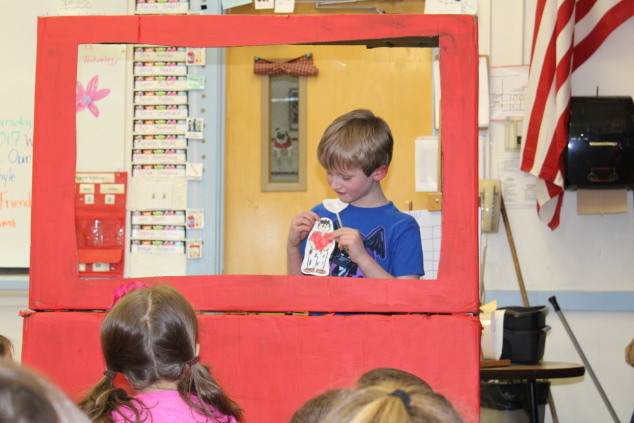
(78, 375), (141, 423)
(178, 360), (243, 422)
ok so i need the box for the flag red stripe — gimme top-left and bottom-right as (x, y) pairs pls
(575, 0), (599, 22)
(521, 40), (556, 171)
(521, 0), (574, 172)
(531, 0), (548, 63)
(537, 96), (571, 182)
(546, 191), (564, 230)
(573, 1), (634, 70)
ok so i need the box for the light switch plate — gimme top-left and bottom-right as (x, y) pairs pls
(146, 183), (173, 210)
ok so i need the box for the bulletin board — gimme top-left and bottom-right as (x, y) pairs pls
(0, 0), (129, 269)
(30, 14), (479, 313)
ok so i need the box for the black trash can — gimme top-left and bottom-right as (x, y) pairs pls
(480, 381), (550, 423)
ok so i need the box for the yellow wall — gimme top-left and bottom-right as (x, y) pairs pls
(224, 43), (433, 275)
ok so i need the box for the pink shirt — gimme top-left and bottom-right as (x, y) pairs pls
(112, 391), (237, 423)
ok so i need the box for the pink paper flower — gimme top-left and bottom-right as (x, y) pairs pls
(76, 75), (110, 117)
(106, 281), (149, 311)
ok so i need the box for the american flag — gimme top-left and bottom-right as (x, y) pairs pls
(520, 0), (634, 229)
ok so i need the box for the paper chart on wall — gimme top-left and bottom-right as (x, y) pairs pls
(489, 65), (529, 121)
(76, 44), (127, 172)
(404, 210), (442, 280)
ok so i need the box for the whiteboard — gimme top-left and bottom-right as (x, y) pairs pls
(0, 0), (128, 267)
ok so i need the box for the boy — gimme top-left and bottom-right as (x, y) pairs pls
(287, 109), (423, 279)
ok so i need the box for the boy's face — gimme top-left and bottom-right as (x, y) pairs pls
(326, 168), (375, 205)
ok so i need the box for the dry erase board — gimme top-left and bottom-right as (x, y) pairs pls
(0, 0), (127, 267)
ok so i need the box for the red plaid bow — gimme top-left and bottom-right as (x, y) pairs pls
(254, 54), (318, 77)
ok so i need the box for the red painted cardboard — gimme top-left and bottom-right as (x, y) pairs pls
(30, 14), (479, 313)
(22, 311), (480, 423)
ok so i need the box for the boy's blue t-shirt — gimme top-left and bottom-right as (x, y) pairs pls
(301, 202), (424, 278)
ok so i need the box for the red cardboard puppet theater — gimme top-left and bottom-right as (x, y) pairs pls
(24, 14), (480, 423)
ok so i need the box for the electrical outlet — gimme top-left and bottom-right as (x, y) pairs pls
(146, 183), (173, 210)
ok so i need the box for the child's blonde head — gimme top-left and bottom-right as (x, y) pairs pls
(324, 381), (464, 423)
(317, 110), (393, 176)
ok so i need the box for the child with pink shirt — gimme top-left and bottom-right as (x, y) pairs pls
(79, 284), (242, 423)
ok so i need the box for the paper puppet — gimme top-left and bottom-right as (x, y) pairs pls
(301, 218), (336, 276)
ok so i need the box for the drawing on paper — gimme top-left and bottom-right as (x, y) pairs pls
(76, 75), (111, 117)
(301, 218), (336, 276)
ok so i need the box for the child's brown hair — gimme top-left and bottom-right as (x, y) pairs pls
(357, 368), (431, 392)
(317, 109), (393, 176)
(0, 360), (92, 423)
(78, 284), (242, 423)
(0, 334), (13, 359)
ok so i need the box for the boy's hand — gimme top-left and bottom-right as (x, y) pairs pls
(328, 228), (370, 265)
(287, 211), (320, 249)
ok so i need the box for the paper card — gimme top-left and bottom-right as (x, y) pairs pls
(301, 218), (336, 276)
(131, 225), (186, 240)
(134, 91), (189, 105)
(134, 135), (188, 148)
(186, 163), (204, 181)
(186, 118), (204, 138)
(186, 75), (206, 90)
(134, 119), (188, 134)
(221, 0), (252, 9)
(131, 210), (187, 225)
(132, 150), (187, 164)
(76, 173), (115, 183)
(104, 194), (116, 205)
(92, 263), (111, 272)
(136, 2), (190, 13)
(134, 76), (188, 91)
(424, 0), (461, 14)
(134, 63), (188, 76)
(130, 240), (186, 254)
(135, 105), (189, 119)
(132, 165), (187, 178)
(255, 0), (274, 9)
(186, 48), (206, 66)
(84, 194), (94, 204)
(274, 0), (294, 13)
(133, 47), (187, 61)
(100, 184), (125, 194)
(184, 209), (204, 228)
(79, 184), (94, 194)
(187, 239), (203, 258)
(415, 136), (439, 192)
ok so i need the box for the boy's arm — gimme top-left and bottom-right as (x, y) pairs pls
(287, 211), (320, 275)
(329, 228), (421, 279)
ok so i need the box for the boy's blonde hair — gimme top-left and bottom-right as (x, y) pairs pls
(317, 109), (393, 176)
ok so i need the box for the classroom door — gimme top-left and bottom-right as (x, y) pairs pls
(224, 44), (433, 275)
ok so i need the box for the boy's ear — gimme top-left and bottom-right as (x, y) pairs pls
(373, 165), (389, 181)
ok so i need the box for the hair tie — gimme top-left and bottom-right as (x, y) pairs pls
(186, 356), (199, 366)
(103, 370), (117, 380)
(389, 390), (410, 408)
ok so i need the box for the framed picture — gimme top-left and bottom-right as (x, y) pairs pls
(289, 87), (298, 130)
